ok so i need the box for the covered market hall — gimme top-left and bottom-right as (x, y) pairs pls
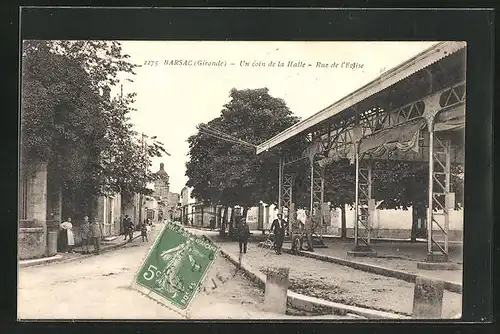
(256, 41), (466, 268)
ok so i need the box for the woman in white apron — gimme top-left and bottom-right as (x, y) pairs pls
(60, 217), (75, 253)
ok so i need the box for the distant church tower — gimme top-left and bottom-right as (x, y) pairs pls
(154, 163), (170, 199)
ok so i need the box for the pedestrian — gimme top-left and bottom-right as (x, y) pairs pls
(141, 222), (149, 242)
(59, 217), (75, 253)
(122, 215), (130, 241)
(127, 217), (135, 242)
(57, 219), (68, 253)
(81, 216), (91, 254)
(270, 213), (287, 255)
(90, 217), (103, 255)
(304, 210), (316, 252)
(290, 212), (304, 254)
(210, 217), (216, 231)
(237, 217), (250, 253)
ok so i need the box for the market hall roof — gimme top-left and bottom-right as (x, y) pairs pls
(256, 41), (466, 155)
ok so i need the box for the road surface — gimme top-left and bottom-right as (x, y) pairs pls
(18, 224), (350, 320)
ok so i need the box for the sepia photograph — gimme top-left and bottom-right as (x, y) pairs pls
(18, 39), (465, 320)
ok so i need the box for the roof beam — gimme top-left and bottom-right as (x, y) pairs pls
(256, 41), (466, 155)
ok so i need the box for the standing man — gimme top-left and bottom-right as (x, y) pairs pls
(81, 216), (91, 254)
(304, 210), (316, 252)
(126, 216), (134, 242)
(123, 215), (134, 242)
(122, 215), (130, 241)
(90, 217), (103, 255)
(270, 213), (287, 255)
(237, 217), (251, 253)
(290, 212), (304, 254)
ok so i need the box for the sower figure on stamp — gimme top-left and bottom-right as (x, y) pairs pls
(237, 217), (250, 253)
(290, 211), (304, 255)
(270, 213), (287, 255)
(155, 239), (204, 299)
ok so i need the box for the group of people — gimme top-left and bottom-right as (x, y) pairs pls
(57, 215), (103, 255)
(270, 210), (317, 255)
(57, 214), (155, 256)
(232, 209), (318, 256)
(122, 215), (153, 243)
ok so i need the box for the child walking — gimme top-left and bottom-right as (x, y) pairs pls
(141, 222), (148, 242)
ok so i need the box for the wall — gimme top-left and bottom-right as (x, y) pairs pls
(122, 193), (140, 230)
(328, 205), (463, 241)
(18, 227), (46, 260)
(144, 197), (159, 223)
(96, 193), (122, 237)
(243, 202), (463, 241)
(246, 207), (259, 230)
(19, 163), (49, 260)
(192, 205), (216, 227)
(25, 162), (48, 225)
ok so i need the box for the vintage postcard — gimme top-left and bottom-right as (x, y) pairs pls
(18, 40), (465, 320)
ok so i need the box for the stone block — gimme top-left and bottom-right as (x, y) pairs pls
(417, 261), (461, 271)
(263, 267), (290, 314)
(412, 276), (444, 318)
(18, 227), (46, 260)
(288, 296), (314, 312)
(347, 246), (378, 257)
(347, 250), (378, 258)
(46, 231), (58, 256)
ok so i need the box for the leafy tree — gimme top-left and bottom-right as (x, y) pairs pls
(185, 88), (307, 233)
(21, 40), (167, 216)
(319, 157), (463, 240)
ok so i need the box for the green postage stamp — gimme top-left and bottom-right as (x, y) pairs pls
(132, 222), (218, 314)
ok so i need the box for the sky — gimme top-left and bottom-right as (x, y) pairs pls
(113, 41), (438, 193)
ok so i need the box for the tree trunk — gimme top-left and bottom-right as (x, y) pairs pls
(229, 206), (235, 237)
(411, 206), (418, 242)
(217, 207), (222, 228)
(220, 207), (228, 237)
(340, 203), (347, 239)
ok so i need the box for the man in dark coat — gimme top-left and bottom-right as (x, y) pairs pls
(126, 217), (134, 242)
(270, 213), (287, 255)
(237, 217), (251, 253)
(122, 215), (130, 241)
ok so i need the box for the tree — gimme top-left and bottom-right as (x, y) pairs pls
(185, 88), (307, 234)
(320, 157), (463, 240)
(21, 40), (167, 215)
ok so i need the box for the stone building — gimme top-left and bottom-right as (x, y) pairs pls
(18, 160), (123, 260)
(179, 186), (196, 225)
(152, 163), (169, 221)
(153, 163), (170, 198)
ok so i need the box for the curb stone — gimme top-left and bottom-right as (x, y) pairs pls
(271, 244), (462, 294)
(18, 254), (63, 268)
(19, 235), (142, 268)
(209, 236), (409, 320)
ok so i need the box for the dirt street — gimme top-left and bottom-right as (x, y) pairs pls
(211, 239), (462, 318)
(18, 224), (350, 320)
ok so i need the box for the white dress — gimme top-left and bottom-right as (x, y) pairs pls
(60, 221), (75, 246)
